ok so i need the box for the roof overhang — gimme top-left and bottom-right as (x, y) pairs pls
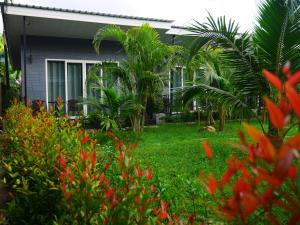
(2, 3), (189, 70)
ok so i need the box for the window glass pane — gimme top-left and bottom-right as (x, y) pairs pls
(67, 63), (83, 116)
(47, 61), (65, 111)
(170, 67), (182, 112)
(102, 62), (118, 88)
(171, 67), (182, 89)
(183, 68), (192, 87)
(86, 63), (101, 113)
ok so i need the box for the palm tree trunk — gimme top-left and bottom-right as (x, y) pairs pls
(218, 104), (225, 131)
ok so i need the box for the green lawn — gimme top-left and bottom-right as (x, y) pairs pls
(135, 122), (248, 220)
(134, 121), (298, 221)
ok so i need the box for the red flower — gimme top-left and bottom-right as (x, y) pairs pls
(106, 187), (114, 198)
(61, 183), (66, 192)
(104, 162), (110, 169)
(136, 166), (142, 178)
(116, 140), (123, 148)
(132, 143), (138, 149)
(107, 130), (113, 138)
(263, 69), (283, 91)
(135, 195), (140, 204)
(99, 172), (105, 185)
(80, 150), (88, 161)
(81, 134), (89, 145)
(110, 194), (117, 209)
(122, 171), (127, 180)
(287, 167), (297, 179)
(207, 175), (217, 195)
(60, 155), (66, 168)
(151, 185), (156, 193)
(202, 140), (213, 160)
(264, 97), (285, 129)
(125, 136), (129, 142)
(287, 70), (300, 86)
(286, 85), (300, 118)
(146, 170), (153, 181)
(282, 62), (291, 75)
(159, 201), (168, 219)
(90, 150), (96, 165)
(81, 171), (88, 180)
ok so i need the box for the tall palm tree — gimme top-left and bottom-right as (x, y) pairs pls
(93, 23), (179, 134)
(183, 48), (233, 131)
(183, 0), (300, 134)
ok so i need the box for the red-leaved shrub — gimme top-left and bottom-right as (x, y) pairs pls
(200, 67), (300, 224)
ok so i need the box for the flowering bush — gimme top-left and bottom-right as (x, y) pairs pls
(1, 66), (299, 224)
(0, 99), (82, 224)
(0, 99), (180, 225)
(200, 67), (300, 224)
(57, 129), (174, 224)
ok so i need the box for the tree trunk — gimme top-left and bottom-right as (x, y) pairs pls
(218, 105), (225, 131)
(207, 110), (215, 126)
(198, 108), (201, 127)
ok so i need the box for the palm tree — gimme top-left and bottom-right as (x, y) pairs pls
(93, 23), (178, 134)
(183, 0), (300, 135)
(183, 48), (233, 131)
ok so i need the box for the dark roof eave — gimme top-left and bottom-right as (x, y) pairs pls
(5, 3), (175, 23)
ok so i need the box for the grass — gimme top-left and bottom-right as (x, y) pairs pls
(135, 121), (246, 219)
(134, 121), (298, 221)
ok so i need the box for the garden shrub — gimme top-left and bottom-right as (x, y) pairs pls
(0, 99), (179, 224)
(1, 66), (299, 224)
(199, 67), (300, 224)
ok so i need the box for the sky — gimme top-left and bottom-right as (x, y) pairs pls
(0, 0), (262, 32)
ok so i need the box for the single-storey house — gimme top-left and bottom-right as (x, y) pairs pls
(1, 3), (190, 116)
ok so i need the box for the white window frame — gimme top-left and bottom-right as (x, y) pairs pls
(168, 66), (197, 114)
(45, 59), (119, 116)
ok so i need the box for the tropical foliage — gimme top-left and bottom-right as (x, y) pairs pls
(92, 23), (180, 134)
(183, 0), (300, 132)
(200, 68), (300, 224)
(1, 66), (299, 224)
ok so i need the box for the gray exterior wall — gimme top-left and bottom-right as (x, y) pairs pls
(21, 36), (126, 102)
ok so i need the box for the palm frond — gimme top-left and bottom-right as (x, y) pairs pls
(182, 84), (254, 115)
(254, 0), (300, 74)
(93, 25), (126, 54)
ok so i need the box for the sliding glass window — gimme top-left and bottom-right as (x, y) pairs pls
(47, 61), (65, 111)
(47, 60), (119, 116)
(67, 63), (83, 116)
